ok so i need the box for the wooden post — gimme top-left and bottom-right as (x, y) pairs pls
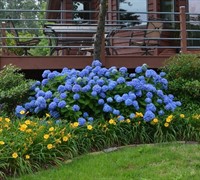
(1, 22), (8, 56)
(179, 6), (187, 53)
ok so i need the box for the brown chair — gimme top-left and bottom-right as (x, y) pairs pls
(129, 21), (163, 55)
(6, 16), (40, 56)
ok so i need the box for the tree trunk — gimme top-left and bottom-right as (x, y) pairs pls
(93, 0), (107, 60)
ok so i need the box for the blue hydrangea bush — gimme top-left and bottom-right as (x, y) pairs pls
(15, 60), (181, 124)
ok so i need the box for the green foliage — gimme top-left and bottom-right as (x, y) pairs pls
(161, 54), (200, 111)
(30, 36), (49, 56)
(6, 33), (24, 56)
(5, 32), (49, 56)
(0, 64), (34, 114)
(0, 111), (200, 179)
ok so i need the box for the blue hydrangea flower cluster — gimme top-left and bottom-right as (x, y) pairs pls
(15, 60), (181, 124)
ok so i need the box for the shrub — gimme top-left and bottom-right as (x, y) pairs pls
(15, 60), (181, 124)
(161, 54), (200, 111)
(0, 65), (34, 115)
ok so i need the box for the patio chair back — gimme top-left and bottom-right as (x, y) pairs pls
(144, 21), (163, 46)
(6, 16), (20, 45)
(5, 16), (40, 56)
(129, 21), (163, 55)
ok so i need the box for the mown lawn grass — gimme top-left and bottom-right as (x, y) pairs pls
(14, 142), (200, 180)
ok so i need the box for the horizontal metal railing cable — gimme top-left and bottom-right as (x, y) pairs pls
(1, 8), (200, 56)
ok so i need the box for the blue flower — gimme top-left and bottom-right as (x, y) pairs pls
(50, 110), (60, 118)
(15, 105), (26, 118)
(102, 85), (109, 92)
(108, 81), (117, 90)
(159, 72), (166, 77)
(122, 93), (129, 101)
(107, 97), (113, 103)
(117, 77), (125, 84)
(129, 73), (136, 78)
(34, 107), (40, 113)
(99, 92), (106, 98)
(135, 66), (143, 74)
(135, 90), (142, 97)
(165, 103), (177, 111)
(145, 98), (152, 103)
(97, 67), (107, 76)
(119, 67), (127, 74)
(157, 99), (163, 104)
(58, 85), (66, 93)
(110, 68), (118, 75)
(97, 79), (105, 86)
(48, 102), (57, 110)
(113, 109), (120, 115)
(58, 100), (66, 108)
(175, 101), (182, 106)
(145, 69), (157, 78)
(115, 95), (123, 103)
(88, 79), (95, 86)
(44, 91), (52, 99)
(35, 97), (47, 109)
(132, 100), (139, 110)
(105, 71), (110, 77)
(125, 98), (132, 106)
(129, 79), (143, 90)
(47, 72), (57, 79)
(42, 70), (51, 78)
(41, 79), (48, 86)
(88, 117), (94, 122)
(72, 104), (80, 112)
(72, 84), (81, 93)
(157, 90), (164, 98)
(93, 76), (99, 81)
(146, 103), (156, 112)
(53, 97), (59, 103)
(36, 90), (45, 97)
(129, 113), (135, 119)
(24, 102), (32, 110)
(92, 60), (102, 67)
(158, 110), (165, 116)
(28, 100), (36, 109)
(92, 84), (101, 93)
(73, 93), (80, 100)
(143, 110), (155, 122)
(60, 92), (67, 99)
(34, 87), (40, 93)
(103, 103), (112, 112)
(82, 85), (91, 92)
(118, 115), (125, 121)
(83, 112), (89, 118)
(128, 92), (136, 100)
(143, 84), (156, 92)
(65, 84), (72, 91)
(91, 91), (97, 97)
(78, 117), (86, 126)
(146, 92), (153, 98)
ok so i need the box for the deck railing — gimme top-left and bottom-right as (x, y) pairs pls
(1, 6), (200, 57)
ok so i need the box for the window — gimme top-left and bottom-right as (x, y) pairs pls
(73, 1), (91, 23)
(189, 0), (200, 25)
(188, 0), (200, 46)
(160, 0), (175, 22)
(118, 0), (147, 26)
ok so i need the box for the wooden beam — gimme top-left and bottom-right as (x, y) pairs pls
(0, 55), (171, 70)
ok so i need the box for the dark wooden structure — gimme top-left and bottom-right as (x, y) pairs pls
(1, 0), (199, 71)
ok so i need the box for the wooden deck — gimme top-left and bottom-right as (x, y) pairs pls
(0, 54), (173, 70)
